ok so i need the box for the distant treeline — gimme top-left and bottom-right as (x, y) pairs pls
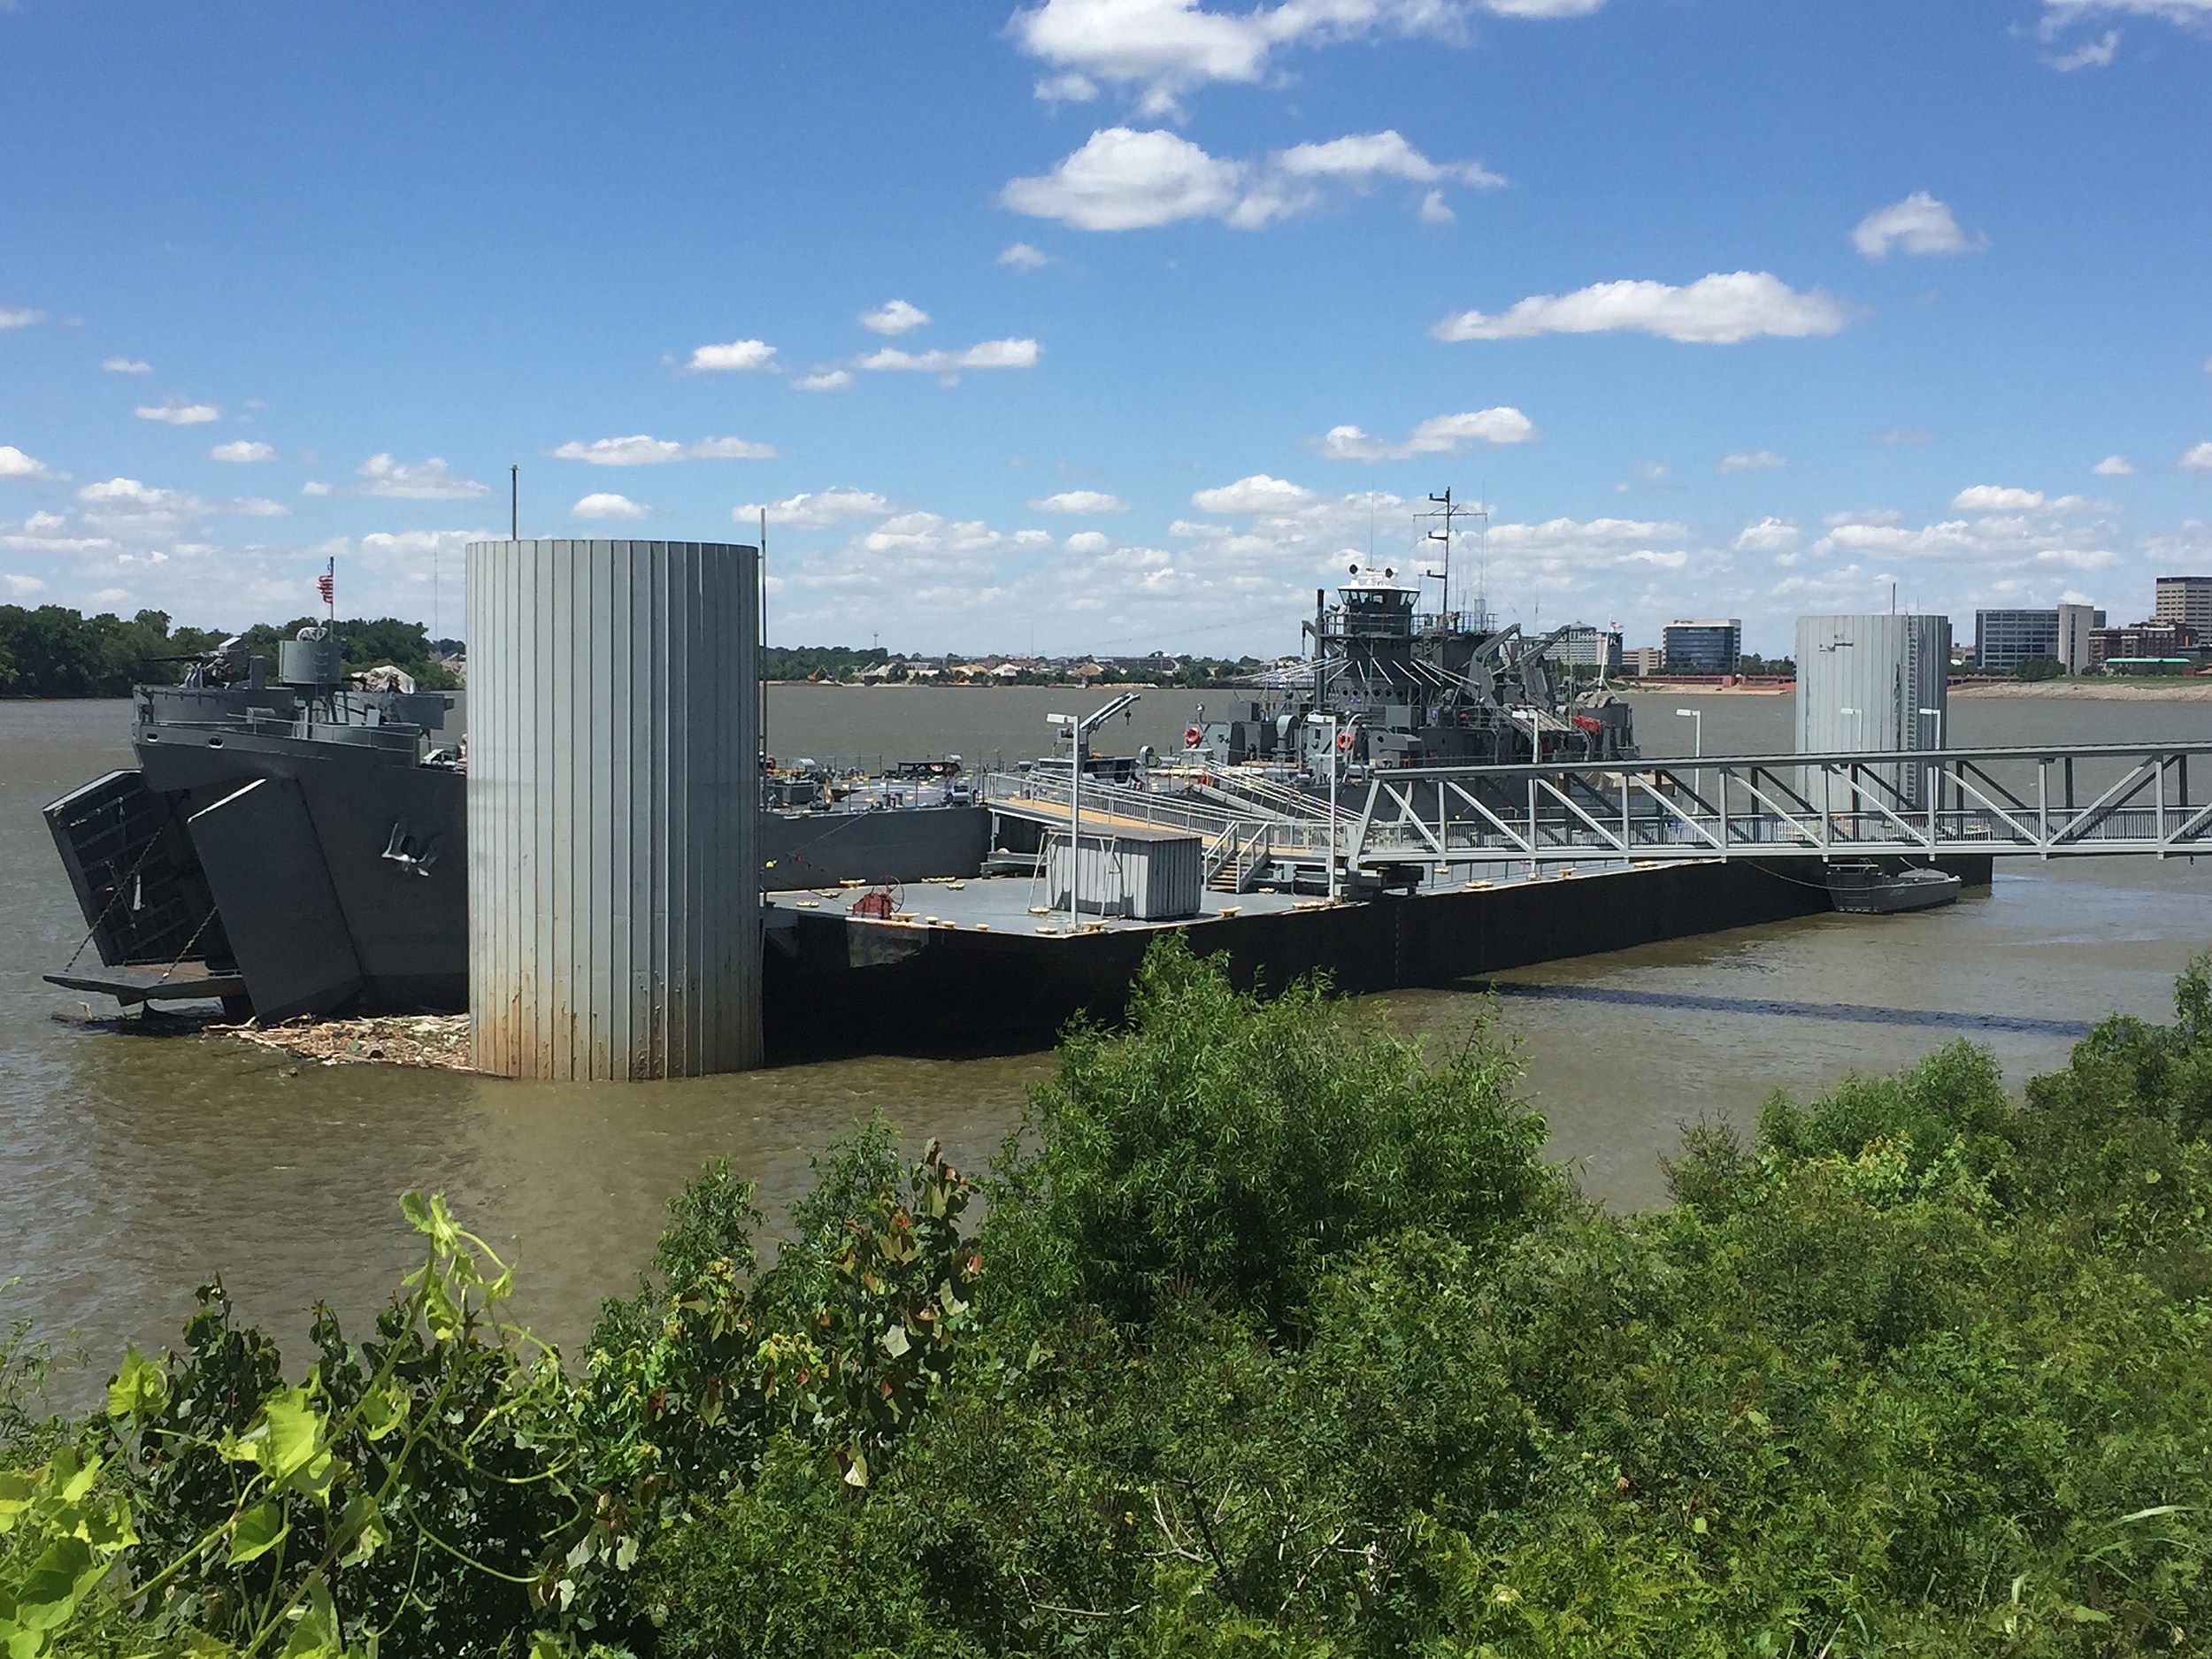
(0, 606), (459, 698)
(763, 643), (1263, 688)
(761, 644), (893, 681)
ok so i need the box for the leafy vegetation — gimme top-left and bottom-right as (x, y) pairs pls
(8, 936), (2212, 1655)
(759, 644), (892, 682)
(0, 607), (457, 697)
(235, 618), (459, 690)
(0, 608), (227, 698)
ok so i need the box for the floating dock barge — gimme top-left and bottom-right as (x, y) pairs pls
(762, 841), (1993, 1058)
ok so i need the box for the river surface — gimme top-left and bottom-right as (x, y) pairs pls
(4, 687), (2209, 1380)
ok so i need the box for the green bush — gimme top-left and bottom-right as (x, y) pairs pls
(12, 941), (2212, 1656)
(984, 935), (1555, 1331)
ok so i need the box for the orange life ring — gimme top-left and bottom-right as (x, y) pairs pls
(1183, 725), (1202, 747)
(1336, 729), (1355, 751)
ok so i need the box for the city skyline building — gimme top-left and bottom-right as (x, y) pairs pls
(1663, 619), (1743, 675)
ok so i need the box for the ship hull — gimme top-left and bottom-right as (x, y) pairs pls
(52, 731), (990, 1019)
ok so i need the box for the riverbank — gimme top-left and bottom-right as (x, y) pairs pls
(1952, 678), (2212, 699)
(1614, 681), (1791, 695)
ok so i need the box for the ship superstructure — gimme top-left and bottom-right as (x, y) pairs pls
(1184, 566), (1636, 776)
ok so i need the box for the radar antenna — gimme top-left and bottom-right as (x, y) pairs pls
(1420, 488), (1489, 630)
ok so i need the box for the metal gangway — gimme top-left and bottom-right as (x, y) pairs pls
(1340, 741), (2212, 870)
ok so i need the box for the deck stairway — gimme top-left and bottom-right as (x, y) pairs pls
(1204, 824), (1274, 893)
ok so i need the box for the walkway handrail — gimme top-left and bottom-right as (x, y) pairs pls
(1339, 741), (2212, 867)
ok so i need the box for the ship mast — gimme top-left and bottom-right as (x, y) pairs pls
(1421, 488), (1487, 629)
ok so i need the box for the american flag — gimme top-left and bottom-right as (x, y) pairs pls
(316, 561), (334, 608)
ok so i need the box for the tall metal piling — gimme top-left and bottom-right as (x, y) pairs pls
(465, 539), (761, 1078)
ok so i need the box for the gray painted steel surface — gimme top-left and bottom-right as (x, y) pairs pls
(759, 804), (988, 889)
(1795, 613), (1949, 807)
(1046, 826), (1204, 919)
(467, 539), (760, 1078)
(188, 777), (364, 1020)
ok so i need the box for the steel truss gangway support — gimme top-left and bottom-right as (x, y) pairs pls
(1339, 741), (2212, 870)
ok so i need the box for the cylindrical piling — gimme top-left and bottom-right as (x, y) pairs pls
(465, 539), (760, 1078)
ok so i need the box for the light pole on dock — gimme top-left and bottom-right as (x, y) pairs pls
(1919, 705), (1945, 829)
(1048, 693), (1141, 932)
(1676, 706), (1701, 805)
(1308, 712), (1340, 902)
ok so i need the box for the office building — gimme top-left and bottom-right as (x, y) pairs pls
(1975, 606), (2106, 672)
(1619, 647), (1663, 678)
(2090, 620), (2200, 669)
(1542, 626), (1624, 673)
(1974, 609), (2057, 671)
(2055, 603), (2101, 675)
(2154, 577), (2212, 633)
(1662, 618), (1742, 674)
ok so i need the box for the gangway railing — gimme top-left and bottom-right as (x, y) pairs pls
(986, 769), (1340, 855)
(1340, 741), (2212, 868)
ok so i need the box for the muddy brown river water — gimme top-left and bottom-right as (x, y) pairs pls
(4, 687), (2209, 1378)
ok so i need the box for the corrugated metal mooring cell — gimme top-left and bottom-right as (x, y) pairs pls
(1794, 612), (1950, 810)
(466, 539), (761, 1079)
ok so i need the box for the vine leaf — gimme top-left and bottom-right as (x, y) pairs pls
(227, 1501), (288, 1567)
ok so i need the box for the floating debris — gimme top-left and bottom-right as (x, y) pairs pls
(211, 1013), (474, 1071)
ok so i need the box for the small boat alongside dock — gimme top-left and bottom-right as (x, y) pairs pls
(1823, 862), (1963, 915)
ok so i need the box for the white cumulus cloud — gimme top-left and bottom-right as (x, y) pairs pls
(1190, 473), (1315, 512)
(1272, 129), (1502, 188)
(2045, 28), (2120, 67)
(736, 488), (897, 529)
(998, 242), (1052, 269)
(1003, 128), (1243, 229)
(572, 492), (649, 520)
(0, 445), (58, 480)
(1009, 0), (1588, 111)
(1064, 530), (1113, 554)
(859, 299), (930, 335)
(2182, 442), (2212, 472)
(1719, 450), (1787, 472)
(0, 306), (44, 330)
(553, 434), (775, 465)
(795, 369), (854, 392)
(1313, 407), (1536, 461)
(102, 356), (151, 373)
(1953, 484), (2089, 511)
(2092, 454), (2136, 475)
(135, 401), (219, 425)
(1032, 489), (1130, 513)
(1433, 272), (1850, 344)
(1734, 517), (1800, 553)
(1002, 126), (1497, 231)
(1852, 192), (1984, 259)
(1811, 495), (2119, 575)
(687, 337), (780, 373)
(857, 339), (1040, 373)
(210, 441), (275, 463)
(355, 455), (488, 501)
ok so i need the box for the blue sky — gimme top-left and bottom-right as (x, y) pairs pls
(1, 0), (2207, 657)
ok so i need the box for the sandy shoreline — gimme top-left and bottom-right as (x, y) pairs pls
(1948, 680), (2212, 701)
(1616, 680), (2212, 702)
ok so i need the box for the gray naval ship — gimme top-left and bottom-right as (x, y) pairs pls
(1183, 569), (1638, 776)
(43, 627), (986, 1023)
(45, 630), (471, 1021)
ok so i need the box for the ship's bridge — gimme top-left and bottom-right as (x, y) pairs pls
(1320, 583), (1419, 642)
